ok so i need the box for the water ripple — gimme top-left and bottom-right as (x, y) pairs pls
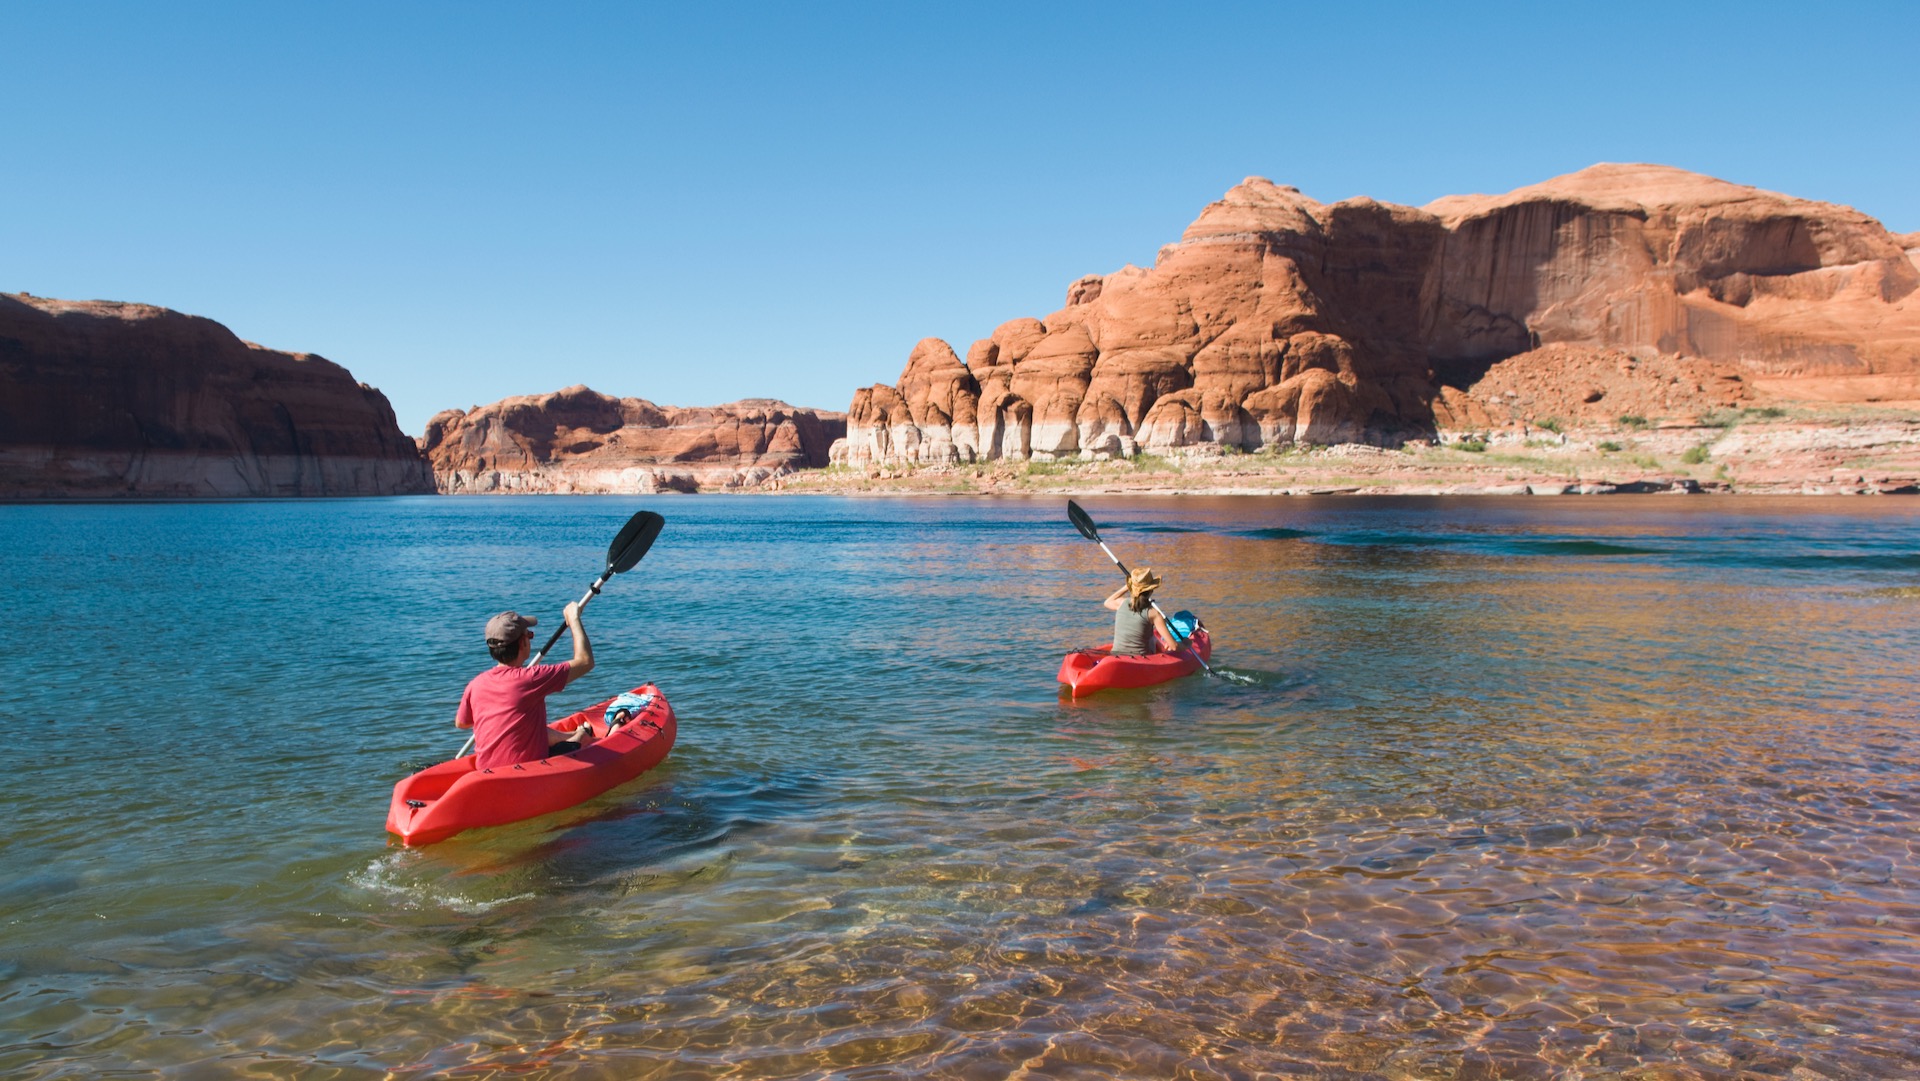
(2, 495), (1919, 1077)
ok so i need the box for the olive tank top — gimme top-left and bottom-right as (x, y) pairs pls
(1112, 603), (1155, 656)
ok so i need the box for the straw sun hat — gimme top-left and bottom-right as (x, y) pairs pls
(1126, 567), (1162, 597)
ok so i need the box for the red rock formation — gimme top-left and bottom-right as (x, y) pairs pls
(0, 293), (432, 498)
(1436, 344), (1754, 430)
(421, 386), (845, 493)
(835, 164), (1920, 464)
(1423, 164), (1920, 400)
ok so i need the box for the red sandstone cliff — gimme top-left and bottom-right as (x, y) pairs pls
(0, 293), (433, 498)
(836, 164), (1920, 464)
(420, 386), (846, 493)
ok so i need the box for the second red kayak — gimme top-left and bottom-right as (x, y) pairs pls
(387, 683), (676, 846)
(1057, 628), (1212, 697)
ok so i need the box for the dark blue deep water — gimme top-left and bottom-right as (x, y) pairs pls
(3, 495), (1918, 1078)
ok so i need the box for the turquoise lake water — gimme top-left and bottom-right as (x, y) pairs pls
(3, 494), (1918, 1078)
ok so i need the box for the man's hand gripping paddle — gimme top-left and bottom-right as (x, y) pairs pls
(457, 510), (666, 758)
(1067, 500), (1218, 678)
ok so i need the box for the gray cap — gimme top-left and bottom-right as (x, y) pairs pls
(485, 610), (538, 646)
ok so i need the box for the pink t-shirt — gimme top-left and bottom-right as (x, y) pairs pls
(457, 662), (573, 770)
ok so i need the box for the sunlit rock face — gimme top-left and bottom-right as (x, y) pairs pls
(835, 164), (1920, 464)
(420, 386), (845, 493)
(0, 293), (433, 497)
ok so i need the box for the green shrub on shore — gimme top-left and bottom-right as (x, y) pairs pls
(1131, 452), (1184, 473)
(1597, 441), (1623, 452)
(1535, 417), (1563, 433)
(1618, 415), (1650, 429)
(1681, 444), (1711, 465)
(1456, 439), (1487, 453)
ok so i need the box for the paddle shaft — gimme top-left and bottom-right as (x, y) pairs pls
(455, 577), (605, 759)
(1089, 536), (1214, 675)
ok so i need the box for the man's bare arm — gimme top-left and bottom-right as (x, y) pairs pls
(562, 600), (594, 686)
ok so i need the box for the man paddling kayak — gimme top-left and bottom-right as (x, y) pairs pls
(1103, 567), (1178, 656)
(455, 604), (597, 769)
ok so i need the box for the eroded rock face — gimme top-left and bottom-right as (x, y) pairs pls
(421, 386), (846, 493)
(834, 164), (1920, 464)
(0, 293), (433, 498)
(1423, 164), (1919, 396)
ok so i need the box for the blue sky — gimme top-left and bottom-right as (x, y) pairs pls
(4, 1), (1914, 434)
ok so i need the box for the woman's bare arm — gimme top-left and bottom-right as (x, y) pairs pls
(1148, 608), (1179, 649)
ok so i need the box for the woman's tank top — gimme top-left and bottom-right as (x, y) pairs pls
(1113, 603), (1155, 655)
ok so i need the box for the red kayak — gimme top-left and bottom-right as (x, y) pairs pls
(1057, 629), (1212, 698)
(387, 683), (676, 846)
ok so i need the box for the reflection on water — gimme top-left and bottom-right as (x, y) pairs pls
(2, 495), (1918, 1078)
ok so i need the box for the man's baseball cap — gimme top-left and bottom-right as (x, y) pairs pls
(485, 611), (538, 646)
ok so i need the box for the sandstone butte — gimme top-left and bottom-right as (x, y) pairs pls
(419, 387), (846, 493)
(0, 292), (433, 498)
(832, 163), (1920, 468)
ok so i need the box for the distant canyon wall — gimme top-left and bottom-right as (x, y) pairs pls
(834, 163), (1920, 465)
(0, 293), (433, 498)
(420, 386), (846, 493)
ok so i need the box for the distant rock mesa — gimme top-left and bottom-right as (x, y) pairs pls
(834, 164), (1920, 464)
(420, 387), (846, 493)
(0, 293), (433, 498)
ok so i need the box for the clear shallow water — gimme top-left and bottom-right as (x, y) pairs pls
(3, 494), (1918, 1079)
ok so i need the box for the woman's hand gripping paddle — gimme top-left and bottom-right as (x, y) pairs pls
(457, 510), (666, 758)
(1067, 500), (1219, 678)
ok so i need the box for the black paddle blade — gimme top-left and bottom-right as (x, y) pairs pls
(1067, 500), (1101, 542)
(606, 511), (665, 575)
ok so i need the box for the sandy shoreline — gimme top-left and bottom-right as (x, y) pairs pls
(769, 413), (1920, 498)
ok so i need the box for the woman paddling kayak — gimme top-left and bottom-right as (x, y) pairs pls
(1061, 567), (1212, 696)
(1103, 567), (1178, 655)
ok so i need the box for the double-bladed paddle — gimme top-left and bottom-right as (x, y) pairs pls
(1067, 499), (1217, 678)
(456, 510), (666, 757)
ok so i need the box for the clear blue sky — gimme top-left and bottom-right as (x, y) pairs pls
(4, 1), (1914, 434)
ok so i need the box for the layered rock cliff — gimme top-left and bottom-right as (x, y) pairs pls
(420, 386), (846, 493)
(835, 164), (1920, 464)
(0, 293), (433, 498)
